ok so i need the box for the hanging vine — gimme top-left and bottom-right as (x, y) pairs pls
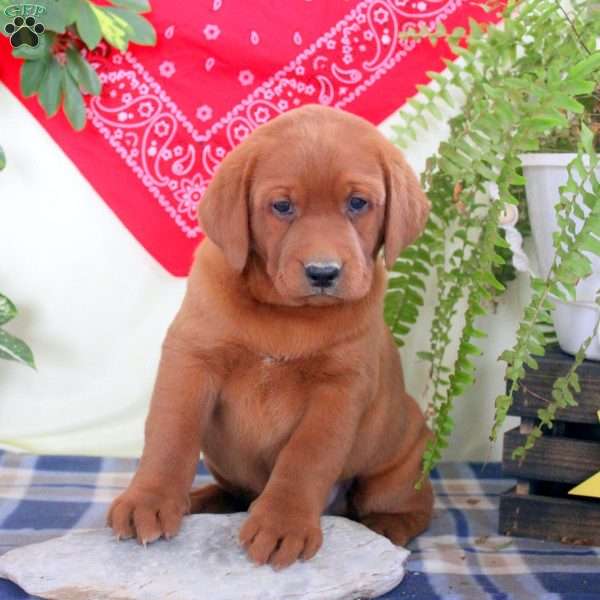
(383, 0), (600, 481)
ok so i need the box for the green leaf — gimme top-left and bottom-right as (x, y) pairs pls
(91, 4), (155, 51)
(76, 0), (102, 49)
(41, 0), (75, 33)
(559, 252), (592, 279)
(107, 7), (155, 45)
(462, 342), (482, 356)
(20, 58), (49, 98)
(568, 52), (600, 79)
(512, 447), (525, 460)
(38, 58), (63, 117)
(524, 115), (568, 131)
(581, 123), (595, 157)
(0, 145), (5, 171)
(0, 328), (35, 368)
(553, 94), (584, 114)
(66, 48), (101, 95)
(453, 370), (474, 385)
(524, 354), (539, 369)
(62, 72), (86, 130)
(561, 79), (596, 96)
(61, 0), (81, 23)
(0, 294), (17, 325)
(109, 0), (151, 12)
(580, 235), (600, 256)
(481, 271), (505, 291)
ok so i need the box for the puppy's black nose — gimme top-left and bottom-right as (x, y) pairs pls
(305, 263), (341, 288)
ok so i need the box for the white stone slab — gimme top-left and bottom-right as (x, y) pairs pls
(0, 514), (409, 600)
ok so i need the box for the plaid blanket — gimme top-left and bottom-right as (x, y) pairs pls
(0, 450), (599, 599)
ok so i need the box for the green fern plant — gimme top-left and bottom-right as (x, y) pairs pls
(385, 0), (600, 485)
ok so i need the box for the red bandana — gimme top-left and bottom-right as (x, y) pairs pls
(0, 0), (499, 275)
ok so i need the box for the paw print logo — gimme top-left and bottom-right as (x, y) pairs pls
(4, 16), (45, 48)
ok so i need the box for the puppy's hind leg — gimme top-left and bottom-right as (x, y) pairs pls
(190, 464), (251, 514)
(189, 484), (250, 514)
(349, 422), (434, 546)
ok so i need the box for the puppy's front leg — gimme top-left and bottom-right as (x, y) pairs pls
(108, 329), (217, 545)
(239, 378), (366, 569)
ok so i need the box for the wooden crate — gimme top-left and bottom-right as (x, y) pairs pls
(498, 345), (600, 545)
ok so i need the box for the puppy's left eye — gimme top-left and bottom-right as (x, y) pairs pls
(272, 199), (295, 217)
(347, 196), (369, 214)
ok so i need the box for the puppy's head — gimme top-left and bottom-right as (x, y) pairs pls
(199, 105), (430, 306)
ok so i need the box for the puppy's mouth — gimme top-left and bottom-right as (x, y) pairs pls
(311, 286), (338, 296)
(303, 288), (342, 305)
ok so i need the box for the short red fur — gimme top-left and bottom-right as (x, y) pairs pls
(108, 105), (434, 570)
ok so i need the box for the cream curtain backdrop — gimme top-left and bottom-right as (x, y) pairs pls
(0, 80), (520, 460)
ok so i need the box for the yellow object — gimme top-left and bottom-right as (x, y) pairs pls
(567, 410), (600, 499)
(569, 471), (600, 499)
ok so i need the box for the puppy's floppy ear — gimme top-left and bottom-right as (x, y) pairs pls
(381, 143), (431, 269)
(198, 141), (255, 272)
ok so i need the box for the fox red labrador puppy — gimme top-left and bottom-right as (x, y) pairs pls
(108, 104), (433, 569)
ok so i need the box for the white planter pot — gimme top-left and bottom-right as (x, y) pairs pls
(520, 153), (600, 360)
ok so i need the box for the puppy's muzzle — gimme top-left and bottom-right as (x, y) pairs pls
(304, 262), (341, 290)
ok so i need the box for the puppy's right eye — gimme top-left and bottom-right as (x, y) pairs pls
(272, 199), (294, 217)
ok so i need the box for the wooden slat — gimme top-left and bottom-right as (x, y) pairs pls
(499, 487), (600, 545)
(508, 346), (600, 424)
(502, 427), (600, 484)
(531, 345), (600, 381)
(510, 387), (600, 424)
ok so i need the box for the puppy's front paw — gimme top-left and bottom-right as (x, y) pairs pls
(107, 485), (190, 545)
(239, 498), (322, 569)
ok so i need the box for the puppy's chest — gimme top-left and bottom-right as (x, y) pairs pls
(212, 352), (310, 446)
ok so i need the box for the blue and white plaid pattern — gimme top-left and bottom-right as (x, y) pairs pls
(0, 449), (599, 599)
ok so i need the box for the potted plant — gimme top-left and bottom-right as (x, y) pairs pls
(386, 0), (600, 482)
(518, 86), (600, 359)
